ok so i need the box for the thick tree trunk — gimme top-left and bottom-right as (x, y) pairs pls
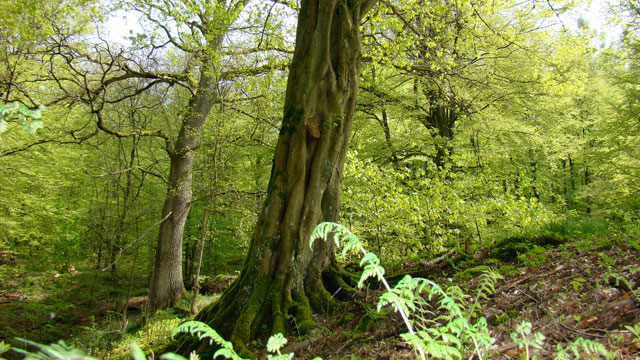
(425, 104), (456, 169)
(191, 0), (377, 357)
(148, 66), (216, 312)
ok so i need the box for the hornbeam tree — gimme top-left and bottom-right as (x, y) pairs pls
(190, 0), (378, 357)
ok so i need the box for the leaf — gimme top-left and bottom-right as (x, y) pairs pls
(12, 338), (95, 360)
(266, 333), (287, 353)
(0, 340), (10, 355)
(160, 353), (189, 360)
(359, 252), (380, 267)
(130, 343), (146, 360)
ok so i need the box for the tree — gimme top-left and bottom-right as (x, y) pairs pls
(190, 0), (378, 356)
(42, 0), (267, 311)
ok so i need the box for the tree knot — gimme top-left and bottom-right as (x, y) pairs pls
(305, 116), (321, 139)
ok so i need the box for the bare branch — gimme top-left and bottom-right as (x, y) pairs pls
(86, 165), (169, 185)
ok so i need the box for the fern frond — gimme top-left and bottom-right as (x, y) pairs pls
(172, 321), (246, 360)
(130, 343), (147, 360)
(13, 338), (94, 360)
(474, 269), (503, 300)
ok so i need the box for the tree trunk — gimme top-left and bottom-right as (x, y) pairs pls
(148, 65), (216, 312)
(191, 0), (377, 357)
(191, 193), (214, 314)
(147, 0), (248, 313)
(425, 104), (456, 169)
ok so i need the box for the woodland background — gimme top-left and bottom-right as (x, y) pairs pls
(0, 0), (639, 358)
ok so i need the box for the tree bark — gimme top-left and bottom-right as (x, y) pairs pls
(190, 0), (377, 357)
(148, 0), (249, 312)
(148, 64), (216, 312)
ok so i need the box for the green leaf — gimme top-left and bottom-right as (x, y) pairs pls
(266, 333), (287, 353)
(130, 343), (146, 360)
(160, 353), (189, 360)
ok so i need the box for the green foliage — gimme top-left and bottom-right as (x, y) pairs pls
(0, 341), (11, 360)
(12, 338), (95, 360)
(491, 234), (564, 262)
(554, 337), (614, 360)
(313, 222), (501, 360)
(625, 323), (640, 343)
(510, 322), (545, 360)
(516, 246), (548, 268)
(510, 323), (616, 360)
(568, 277), (586, 291)
(107, 316), (183, 357)
(541, 216), (610, 238)
(0, 103), (45, 136)
(163, 321), (294, 360)
(265, 333), (293, 360)
(170, 321), (245, 360)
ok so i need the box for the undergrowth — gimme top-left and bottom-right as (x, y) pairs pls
(6, 222), (636, 360)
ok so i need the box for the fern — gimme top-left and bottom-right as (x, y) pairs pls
(265, 333), (294, 360)
(511, 321), (545, 360)
(12, 338), (95, 360)
(554, 337), (615, 360)
(170, 321), (246, 360)
(310, 222), (427, 359)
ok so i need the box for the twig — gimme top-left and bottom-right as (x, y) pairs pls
(101, 211), (172, 272)
(86, 166), (169, 185)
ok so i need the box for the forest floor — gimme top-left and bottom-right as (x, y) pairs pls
(284, 234), (640, 359)
(1, 232), (640, 359)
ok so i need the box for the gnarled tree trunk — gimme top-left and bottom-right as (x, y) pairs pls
(191, 0), (377, 357)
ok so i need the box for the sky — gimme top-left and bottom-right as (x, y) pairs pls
(564, 0), (622, 45)
(101, 0), (623, 46)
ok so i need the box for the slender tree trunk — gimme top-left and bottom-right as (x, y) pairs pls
(191, 193), (214, 314)
(148, 65), (216, 312)
(191, 0), (377, 357)
(147, 0), (249, 313)
(111, 138), (139, 275)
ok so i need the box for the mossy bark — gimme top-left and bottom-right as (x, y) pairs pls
(181, 0), (378, 357)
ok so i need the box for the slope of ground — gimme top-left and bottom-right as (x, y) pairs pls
(276, 235), (640, 359)
(2, 233), (639, 359)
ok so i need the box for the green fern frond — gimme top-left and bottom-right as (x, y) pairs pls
(309, 222), (352, 249)
(130, 343), (147, 360)
(474, 269), (502, 300)
(160, 353), (189, 360)
(360, 252), (380, 267)
(13, 338), (95, 360)
(562, 337), (612, 358)
(171, 321), (246, 360)
(266, 333), (288, 353)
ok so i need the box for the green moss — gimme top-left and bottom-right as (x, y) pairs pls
(339, 313), (354, 325)
(269, 282), (287, 336)
(292, 293), (316, 335)
(352, 309), (387, 338)
(490, 232), (567, 261)
(498, 265), (519, 276)
(233, 275), (271, 342)
(323, 264), (358, 301)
